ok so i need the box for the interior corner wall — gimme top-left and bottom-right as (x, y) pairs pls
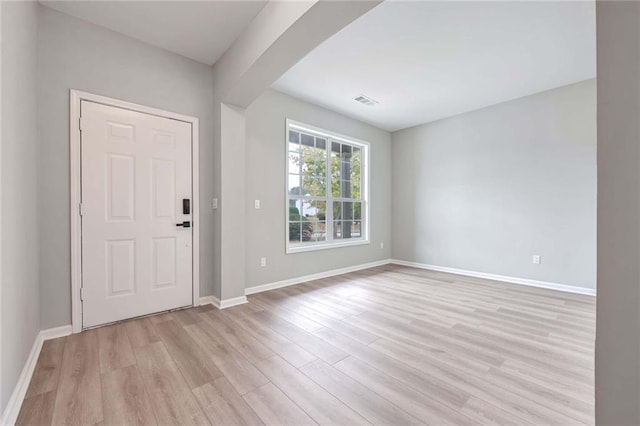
(1, 0), (40, 414)
(244, 89), (392, 288)
(220, 103), (247, 300)
(211, 99), (223, 300)
(391, 79), (597, 290)
(37, 6), (215, 329)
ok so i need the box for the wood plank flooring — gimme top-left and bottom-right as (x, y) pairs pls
(17, 264), (595, 425)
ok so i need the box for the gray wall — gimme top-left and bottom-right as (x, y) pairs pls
(595, 1), (640, 423)
(1, 0), (40, 413)
(244, 90), (391, 288)
(219, 103), (247, 299)
(391, 80), (596, 289)
(37, 6), (215, 328)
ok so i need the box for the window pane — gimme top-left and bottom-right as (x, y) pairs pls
(288, 174), (302, 195)
(302, 200), (321, 219)
(289, 200), (303, 221)
(316, 138), (326, 150)
(341, 179), (352, 198)
(301, 220), (314, 241)
(333, 201), (342, 220)
(298, 199), (311, 218)
(341, 144), (352, 160)
(301, 133), (314, 148)
(341, 221), (354, 239)
(289, 131), (300, 152)
(301, 143), (327, 197)
(288, 152), (300, 174)
(304, 201), (327, 242)
(301, 177), (325, 197)
(333, 220), (342, 239)
(334, 220), (356, 239)
(351, 147), (362, 199)
(349, 179), (360, 200)
(299, 200), (322, 218)
(331, 146), (341, 197)
(291, 198), (315, 242)
(313, 200), (327, 221)
(351, 221), (362, 238)
(313, 221), (327, 242)
(302, 145), (327, 175)
(338, 146), (354, 198)
(289, 221), (301, 243)
(353, 202), (362, 220)
(343, 201), (354, 220)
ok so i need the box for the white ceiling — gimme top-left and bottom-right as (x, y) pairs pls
(273, 1), (596, 132)
(41, 0), (267, 65)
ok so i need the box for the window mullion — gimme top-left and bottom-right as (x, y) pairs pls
(326, 137), (333, 243)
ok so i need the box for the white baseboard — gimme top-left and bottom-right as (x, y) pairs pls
(1, 325), (72, 426)
(219, 296), (248, 309)
(199, 295), (248, 309)
(244, 259), (392, 296)
(39, 325), (72, 341)
(199, 295), (218, 307)
(390, 259), (596, 296)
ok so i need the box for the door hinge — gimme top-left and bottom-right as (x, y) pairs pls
(80, 287), (84, 301)
(79, 203), (84, 217)
(79, 117), (85, 131)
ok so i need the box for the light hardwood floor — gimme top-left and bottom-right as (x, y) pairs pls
(17, 264), (595, 425)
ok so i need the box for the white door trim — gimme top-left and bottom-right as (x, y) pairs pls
(69, 90), (200, 333)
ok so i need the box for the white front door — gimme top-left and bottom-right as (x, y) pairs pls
(80, 100), (193, 328)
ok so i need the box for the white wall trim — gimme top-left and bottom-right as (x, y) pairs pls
(39, 325), (73, 342)
(69, 90), (200, 333)
(219, 296), (248, 309)
(0, 326), (72, 426)
(390, 259), (596, 296)
(199, 295), (219, 307)
(244, 259), (392, 296)
(199, 295), (248, 309)
(237, 256), (594, 302)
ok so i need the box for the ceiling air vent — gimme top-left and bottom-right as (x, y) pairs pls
(354, 94), (378, 106)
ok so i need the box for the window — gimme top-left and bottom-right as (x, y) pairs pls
(286, 119), (369, 253)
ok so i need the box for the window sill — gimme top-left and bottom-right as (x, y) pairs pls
(286, 239), (370, 254)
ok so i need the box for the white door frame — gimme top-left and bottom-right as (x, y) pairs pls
(69, 90), (200, 333)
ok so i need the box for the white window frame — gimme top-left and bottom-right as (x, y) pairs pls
(285, 119), (370, 254)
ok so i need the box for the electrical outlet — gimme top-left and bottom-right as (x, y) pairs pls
(532, 255), (541, 265)
(254, 200), (261, 209)
(212, 198), (218, 209)
(260, 257), (267, 267)
(380, 242), (384, 249)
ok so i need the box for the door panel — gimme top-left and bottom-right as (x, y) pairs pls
(81, 100), (193, 328)
(152, 159), (176, 219)
(106, 239), (136, 296)
(152, 237), (177, 289)
(107, 154), (135, 221)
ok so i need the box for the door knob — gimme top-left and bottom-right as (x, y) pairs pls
(176, 221), (191, 228)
